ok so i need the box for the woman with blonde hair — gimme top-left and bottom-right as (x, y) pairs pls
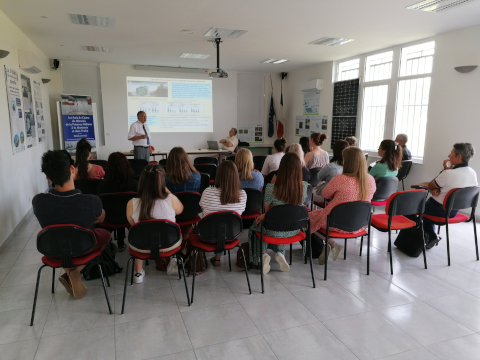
(165, 147), (201, 192)
(235, 148), (264, 189)
(304, 133), (329, 169)
(286, 143), (310, 182)
(309, 147), (376, 264)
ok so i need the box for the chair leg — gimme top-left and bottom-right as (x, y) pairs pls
(121, 257), (133, 314)
(324, 238), (328, 281)
(304, 239), (308, 264)
(344, 239), (347, 260)
(228, 250), (232, 272)
(178, 256), (182, 280)
(474, 217), (479, 261)
(437, 226), (441, 235)
(130, 258), (135, 285)
(260, 240), (264, 294)
(177, 253), (190, 306)
(308, 236), (315, 288)
(31, 265), (47, 326)
(51, 268), (55, 294)
(402, 179), (405, 191)
(367, 232), (371, 275)
(98, 264), (113, 314)
(359, 236), (363, 256)
(289, 243), (292, 265)
(191, 250), (198, 305)
(388, 231), (393, 275)
(146, 259), (149, 266)
(100, 256), (110, 287)
(421, 225), (428, 270)
(239, 245), (252, 295)
(446, 222), (451, 266)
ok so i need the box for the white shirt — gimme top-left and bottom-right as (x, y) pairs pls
(132, 196), (176, 223)
(221, 135), (239, 152)
(128, 121), (151, 147)
(261, 152), (284, 176)
(433, 165), (478, 204)
(200, 187), (246, 217)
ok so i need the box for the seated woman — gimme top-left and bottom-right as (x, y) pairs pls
(261, 138), (286, 176)
(98, 152), (138, 251)
(201, 160), (247, 266)
(126, 165), (184, 282)
(345, 136), (358, 147)
(165, 147), (201, 192)
(286, 143), (310, 182)
(249, 153), (309, 274)
(74, 138), (105, 180)
(309, 147), (376, 264)
(235, 148), (264, 189)
(304, 133), (329, 169)
(299, 136), (310, 156)
(369, 139), (403, 179)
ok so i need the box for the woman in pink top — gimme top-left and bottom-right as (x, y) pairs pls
(74, 138), (105, 180)
(309, 147), (376, 264)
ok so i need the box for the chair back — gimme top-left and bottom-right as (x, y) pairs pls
(199, 173), (210, 193)
(386, 190), (427, 217)
(159, 159), (167, 166)
(253, 155), (268, 171)
(226, 155), (236, 162)
(327, 201), (372, 232)
(99, 192), (137, 225)
(309, 167), (322, 187)
(195, 164), (217, 181)
(37, 225), (96, 268)
(194, 157), (218, 166)
(304, 183), (313, 209)
(264, 171), (277, 186)
(243, 189), (263, 214)
(264, 204), (309, 232)
(74, 179), (103, 195)
(372, 177), (399, 201)
(365, 154), (369, 161)
(397, 160), (413, 181)
(128, 159), (149, 176)
(443, 186), (480, 213)
(174, 191), (202, 221)
(89, 160), (107, 171)
(197, 212), (243, 252)
(128, 220), (181, 259)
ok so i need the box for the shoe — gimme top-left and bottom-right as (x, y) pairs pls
(166, 258), (178, 275)
(58, 273), (72, 294)
(275, 252), (290, 272)
(426, 236), (442, 249)
(134, 269), (145, 284)
(332, 243), (344, 261)
(318, 245), (331, 265)
(262, 253), (271, 274)
(69, 269), (87, 299)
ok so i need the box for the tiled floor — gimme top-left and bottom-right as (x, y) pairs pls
(1, 213), (480, 359)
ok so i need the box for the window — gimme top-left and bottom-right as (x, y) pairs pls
(359, 85), (389, 151)
(365, 51), (393, 82)
(337, 59), (360, 81)
(399, 41), (435, 77)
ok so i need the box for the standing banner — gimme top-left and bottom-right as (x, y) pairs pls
(60, 94), (97, 158)
(4, 66), (26, 154)
(21, 74), (36, 148)
(33, 80), (46, 143)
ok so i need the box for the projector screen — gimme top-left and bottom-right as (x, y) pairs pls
(126, 76), (213, 132)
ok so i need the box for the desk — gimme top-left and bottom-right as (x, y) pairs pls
(123, 149), (231, 161)
(411, 182), (429, 190)
(238, 145), (273, 155)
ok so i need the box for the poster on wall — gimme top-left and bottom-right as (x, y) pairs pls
(296, 115), (328, 136)
(21, 74), (36, 148)
(60, 94), (97, 158)
(303, 91), (320, 115)
(4, 66), (26, 154)
(33, 80), (45, 143)
(238, 124), (263, 143)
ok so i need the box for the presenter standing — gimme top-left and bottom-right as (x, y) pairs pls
(219, 128), (239, 152)
(128, 111), (152, 162)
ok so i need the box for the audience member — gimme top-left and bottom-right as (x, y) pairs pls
(299, 136), (310, 155)
(286, 143), (310, 182)
(219, 128), (239, 152)
(126, 165), (184, 282)
(200, 160), (247, 266)
(369, 139), (403, 179)
(249, 153), (309, 274)
(235, 148), (264, 189)
(395, 133), (412, 160)
(304, 133), (329, 169)
(60, 149), (74, 166)
(261, 138), (286, 176)
(345, 136), (358, 147)
(309, 147), (376, 264)
(74, 138), (105, 180)
(32, 150), (109, 299)
(165, 147), (201, 193)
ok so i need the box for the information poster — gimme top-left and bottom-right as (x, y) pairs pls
(303, 91), (320, 115)
(295, 115), (328, 136)
(21, 74), (36, 148)
(238, 124), (263, 143)
(33, 80), (45, 143)
(4, 66), (25, 154)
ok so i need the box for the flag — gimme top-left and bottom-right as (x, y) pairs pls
(268, 94), (275, 138)
(277, 82), (285, 138)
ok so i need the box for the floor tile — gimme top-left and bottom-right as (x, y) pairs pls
(223, 269), (288, 301)
(0, 339), (39, 360)
(271, 263), (333, 292)
(1, 264), (58, 288)
(0, 305), (49, 345)
(15, 226), (37, 239)
(1, 237), (30, 253)
(425, 263), (480, 291)
(147, 350), (197, 360)
(426, 334), (480, 360)
(378, 347), (440, 359)
(181, 302), (259, 348)
(194, 335), (277, 360)
(0, 251), (21, 269)
(0, 267), (10, 285)
(24, 237), (38, 251)
(262, 322), (358, 360)
(322, 257), (383, 284)
(13, 249), (45, 267)
(0, 283), (52, 312)
(115, 313), (192, 360)
(323, 311), (421, 360)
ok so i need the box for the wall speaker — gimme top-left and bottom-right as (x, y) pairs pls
(50, 59), (60, 70)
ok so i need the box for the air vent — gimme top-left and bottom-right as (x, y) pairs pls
(407, 0), (479, 11)
(69, 14), (115, 27)
(262, 59), (289, 64)
(179, 53), (210, 59)
(309, 37), (354, 46)
(18, 50), (42, 74)
(204, 27), (247, 38)
(81, 46), (112, 52)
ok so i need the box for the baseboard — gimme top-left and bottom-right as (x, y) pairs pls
(0, 207), (34, 255)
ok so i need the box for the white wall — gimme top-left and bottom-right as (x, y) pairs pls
(0, 9), (54, 247)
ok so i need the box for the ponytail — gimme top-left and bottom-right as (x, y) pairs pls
(379, 139), (403, 171)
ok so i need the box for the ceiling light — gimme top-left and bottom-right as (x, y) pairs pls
(407, 0), (479, 12)
(273, 59), (289, 64)
(182, 30), (195, 34)
(69, 14), (115, 27)
(81, 46), (112, 52)
(179, 53), (210, 59)
(262, 59), (277, 64)
(309, 37), (354, 46)
(40, 16), (47, 18)
(204, 27), (247, 38)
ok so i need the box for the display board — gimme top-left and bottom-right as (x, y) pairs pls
(331, 78), (359, 148)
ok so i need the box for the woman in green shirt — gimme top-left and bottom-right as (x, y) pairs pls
(369, 139), (403, 179)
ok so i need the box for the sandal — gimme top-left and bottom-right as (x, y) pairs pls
(118, 244), (127, 252)
(210, 256), (220, 267)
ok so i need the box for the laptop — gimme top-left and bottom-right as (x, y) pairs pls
(207, 141), (220, 150)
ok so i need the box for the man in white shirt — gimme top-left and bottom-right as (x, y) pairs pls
(128, 111), (152, 162)
(219, 128), (239, 152)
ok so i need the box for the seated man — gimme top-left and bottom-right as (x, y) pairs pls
(395, 133), (412, 160)
(219, 128), (239, 152)
(423, 143), (477, 244)
(32, 150), (109, 299)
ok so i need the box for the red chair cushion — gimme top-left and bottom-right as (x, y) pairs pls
(241, 210), (261, 220)
(189, 234), (240, 251)
(371, 214), (416, 230)
(254, 231), (306, 245)
(313, 201), (325, 207)
(209, 180), (215, 185)
(128, 246), (181, 259)
(423, 213), (469, 224)
(176, 215), (201, 226)
(42, 246), (104, 267)
(149, 161), (158, 164)
(371, 200), (387, 206)
(318, 228), (367, 238)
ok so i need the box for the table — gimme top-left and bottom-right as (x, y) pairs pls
(411, 182), (429, 190)
(123, 149), (231, 161)
(238, 145), (273, 155)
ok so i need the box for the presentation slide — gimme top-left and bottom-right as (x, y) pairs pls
(126, 76), (213, 133)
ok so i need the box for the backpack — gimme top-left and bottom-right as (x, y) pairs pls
(236, 242), (251, 270)
(394, 227), (428, 258)
(183, 237), (208, 276)
(82, 242), (123, 280)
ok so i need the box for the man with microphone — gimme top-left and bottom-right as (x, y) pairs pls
(128, 111), (152, 162)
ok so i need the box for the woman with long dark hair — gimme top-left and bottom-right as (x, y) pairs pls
(369, 139), (403, 179)
(299, 136), (310, 156)
(74, 138), (104, 180)
(165, 147), (200, 192)
(304, 133), (329, 169)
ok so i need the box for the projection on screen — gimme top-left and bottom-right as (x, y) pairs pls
(126, 77), (213, 133)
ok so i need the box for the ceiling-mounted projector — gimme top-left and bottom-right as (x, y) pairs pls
(208, 38), (228, 79)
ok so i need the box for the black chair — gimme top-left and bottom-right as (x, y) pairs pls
(371, 190), (428, 274)
(397, 160), (413, 191)
(159, 158), (167, 166)
(423, 186), (480, 266)
(318, 201), (372, 279)
(263, 171), (277, 190)
(174, 191), (202, 227)
(309, 167), (322, 187)
(254, 205), (313, 292)
(194, 157), (218, 166)
(74, 179), (103, 195)
(89, 160), (108, 171)
(195, 164), (216, 185)
(98, 192), (137, 243)
(122, 220), (190, 312)
(241, 189), (263, 228)
(128, 159), (149, 176)
(226, 155), (236, 162)
(253, 155), (268, 171)
(365, 154), (369, 161)
(189, 212), (251, 303)
(199, 173), (210, 193)
(371, 177), (399, 208)
(31, 225), (112, 325)
(304, 183), (313, 211)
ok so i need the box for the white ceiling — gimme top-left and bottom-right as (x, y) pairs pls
(2, 0), (480, 72)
